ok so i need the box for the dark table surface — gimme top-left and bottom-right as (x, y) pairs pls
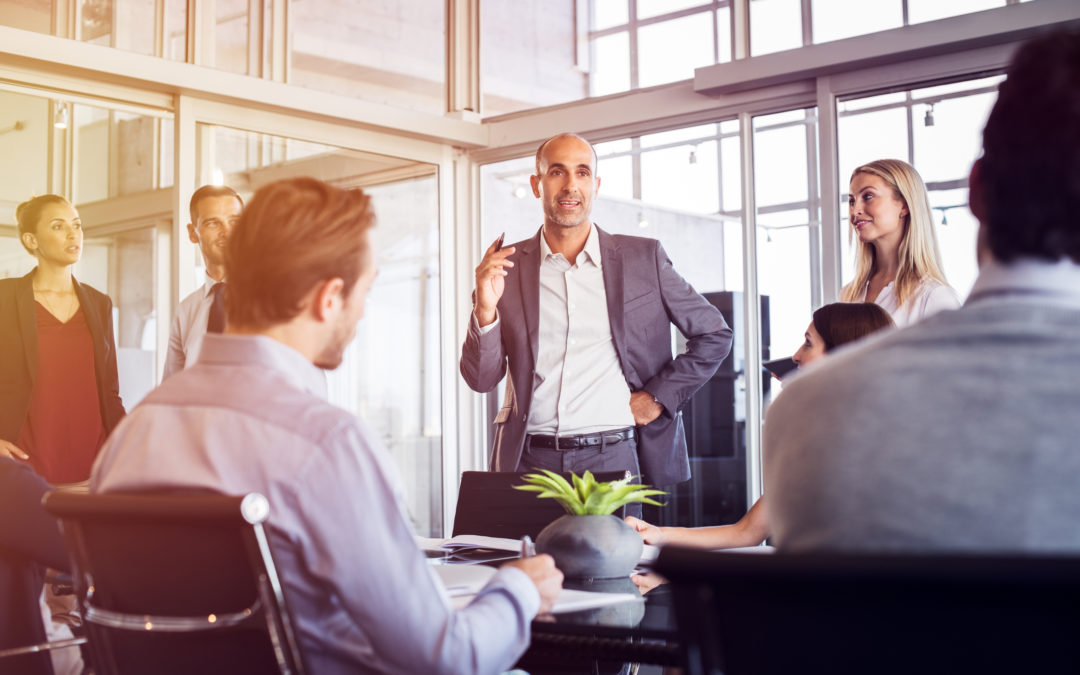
(524, 573), (682, 671)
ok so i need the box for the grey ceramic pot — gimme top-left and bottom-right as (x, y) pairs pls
(536, 514), (644, 580)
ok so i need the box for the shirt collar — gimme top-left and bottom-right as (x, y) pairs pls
(201, 272), (224, 298)
(539, 224), (602, 268)
(196, 334), (329, 399)
(966, 258), (1080, 307)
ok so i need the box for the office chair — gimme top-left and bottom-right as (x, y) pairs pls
(452, 470), (630, 539)
(44, 491), (307, 675)
(655, 546), (1080, 675)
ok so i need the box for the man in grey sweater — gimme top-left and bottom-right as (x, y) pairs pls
(766, 28), (1080, 553)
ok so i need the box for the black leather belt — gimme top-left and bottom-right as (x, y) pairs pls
(527, 427), (636, 451)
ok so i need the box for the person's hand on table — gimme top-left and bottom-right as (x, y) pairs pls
(503, 554), (563, 614)
(629, 391), (663, 426)
(630, 571), (667, 595)
(0, 440), (29, 461)
(625, 516), (665, 545)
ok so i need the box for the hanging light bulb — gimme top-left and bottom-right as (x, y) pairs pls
(924, 103), (935, 128)
(689, 145), (698, 165)
(53, 102), (68, 130)
(940, 209), (949, 226)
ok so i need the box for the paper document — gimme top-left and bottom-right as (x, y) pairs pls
(431, 565), (641, 614)
(418, 535), (661, 566)
(417, 535), (522, 564)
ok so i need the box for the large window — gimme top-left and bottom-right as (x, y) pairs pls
(588, 1), (734, 96)
(0, 0), (187, 58)
(289, 0), (446, 114)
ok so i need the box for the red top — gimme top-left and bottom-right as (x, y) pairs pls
(16, 303), (106, 484)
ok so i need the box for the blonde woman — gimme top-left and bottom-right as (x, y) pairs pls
(842, 159), (960, 326)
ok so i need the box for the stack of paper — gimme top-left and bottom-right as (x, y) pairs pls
(431, 564), (641, 614)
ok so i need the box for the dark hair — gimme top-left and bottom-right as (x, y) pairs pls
(534, 133), (599, 176)
(225, 177), (375, 329)
(189, 184), (243, 224)
(16, 194), (72, 254)
(978, 27), (1080, 263)
(812, 302), (895, 352)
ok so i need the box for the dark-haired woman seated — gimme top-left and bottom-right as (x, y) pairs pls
(626, 302), (894, 552)
(0, 195), (125, 488)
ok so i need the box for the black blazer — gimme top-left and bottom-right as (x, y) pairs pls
(0, 269), (126, 445)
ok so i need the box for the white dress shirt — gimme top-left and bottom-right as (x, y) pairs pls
(479, 226), (636, 436)
(163, 273), (220, 380)
(850, 277), (960, 327)
(528, 226), (635, 435)
(92, 334), (539, 675)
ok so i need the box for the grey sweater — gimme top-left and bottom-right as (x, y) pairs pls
(765, 260), (1080, 553)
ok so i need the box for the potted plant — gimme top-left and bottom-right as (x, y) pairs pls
(516, 470), (666, 579)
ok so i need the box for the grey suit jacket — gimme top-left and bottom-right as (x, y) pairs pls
(460, 226), (732, 486)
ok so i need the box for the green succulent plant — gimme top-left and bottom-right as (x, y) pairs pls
(514, 469), (667, 516)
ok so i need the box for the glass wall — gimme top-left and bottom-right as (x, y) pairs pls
(752, 109), (818, 379)
(586, 1), (734, 97)
(0, 0), (188, 58)
(196, 124), (444, 535)
(289, 0), (446, 114)
(481, 0), (586, 115)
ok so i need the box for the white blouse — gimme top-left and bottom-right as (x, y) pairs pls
(848, 277), (960, 327)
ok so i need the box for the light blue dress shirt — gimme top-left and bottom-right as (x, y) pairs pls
(91, 333), (540, 674)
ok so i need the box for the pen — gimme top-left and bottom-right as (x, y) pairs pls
(520, 535), (535, 558)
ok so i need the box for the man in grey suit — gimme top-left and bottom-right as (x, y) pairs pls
(766, 28), (1080, 553)
(461, 133), (732, 492)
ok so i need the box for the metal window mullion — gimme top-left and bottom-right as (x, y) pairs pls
(446, 0), (480, 114)
(732, 0), (750, 59)
(905, 91), (915, 166)
(817, 76), (843, 303)
(247, 0), (260, 78)
(738, 112), (763, 508)
(628, 0), (639, 90)
(801, 0), (813, 46)
(804, 108), (822, 309)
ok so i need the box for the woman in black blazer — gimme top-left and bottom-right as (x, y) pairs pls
(0, 195), (125, 485)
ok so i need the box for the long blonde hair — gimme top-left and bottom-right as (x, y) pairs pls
(841, 159), (948, 307)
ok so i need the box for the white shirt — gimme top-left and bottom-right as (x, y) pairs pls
(851, 277), (960, 327)
(477, 226), (635, 436)
(529, 226), (634, 435)
(163, 273), (220, 380)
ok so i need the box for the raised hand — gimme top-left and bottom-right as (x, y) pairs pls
(474, 236), (515, 326)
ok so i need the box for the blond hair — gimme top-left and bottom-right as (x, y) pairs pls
(841, 159), (948, 307)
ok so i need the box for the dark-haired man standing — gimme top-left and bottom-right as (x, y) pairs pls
(92, 177), (562, 673)
(766, 28), (1080, 553)
(162, 185), (243, 379)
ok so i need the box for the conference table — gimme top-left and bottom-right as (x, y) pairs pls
(521, 575), (682, 671)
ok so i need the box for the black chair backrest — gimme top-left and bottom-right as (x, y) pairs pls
(452, 471), (630, 539)
(43, 491), (307, 675)
(655, 546), (1080, 675)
